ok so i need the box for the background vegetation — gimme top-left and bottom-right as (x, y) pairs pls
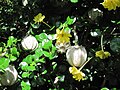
(0, 0), (120, 90)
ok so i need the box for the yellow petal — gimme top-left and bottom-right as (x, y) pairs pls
(104, 51), (111, 58)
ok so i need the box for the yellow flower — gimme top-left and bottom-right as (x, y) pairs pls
(101, 0), (120, 10)
(69, 67), (85, 81)
(56, 29), (72, 44)
(33, 13), (45, 23)
(95, 50), (111, 59)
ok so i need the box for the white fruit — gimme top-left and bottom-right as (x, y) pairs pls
(66, 45), (87, 67)
(21, 35), (38, 50)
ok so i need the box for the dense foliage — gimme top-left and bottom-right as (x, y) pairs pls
(0, 0), (120, 90)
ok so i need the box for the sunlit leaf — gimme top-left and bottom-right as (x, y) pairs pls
(70, 0), (78, 3)
(22, 72), (30, 78)
(0, 57), (9, 70)
(23, 55), (33, 64)
(35, 33), (48, 42)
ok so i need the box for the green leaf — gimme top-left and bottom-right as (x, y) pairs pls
(101, 87), (109, 90)
(23, 55), (33, 64)
(49, 53), (55, 60)
(35, 33), (47, 42)
(0, 58), (9, 70)
(58, 75), (65, 82)
(42, 70), (47, 74)
(10, 47), (19, 56)
(43, 51), (50, 57)
(110, 38), (120, 53)
(20, 62), (29, 71)
(111, 20), (116, 23)
(27, 66), (36, 71)
(52, 46), (56, 53)
(33, 55), (45, 63)
(22, 72), (30, 78)
(7, 36), (17, 47)
(9, 54), (17, 61)
(66, 16), (75, 25)
(35, 48), (43, 58)
(70, 0), (78, 3)
(117, 21), (120, 24)
(21, 81), (31, 90)
(52, 62), (57, 70)
(42, 40), (52, 50)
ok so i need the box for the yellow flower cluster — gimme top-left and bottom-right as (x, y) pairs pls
(69, 67), (85, 81)
(56, 29), (72, 44)
(101, 0), (120, 10)
(33, 13), (45, 24)
(95, 50), (111, 59)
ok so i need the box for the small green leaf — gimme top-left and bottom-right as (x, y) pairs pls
(7, 36), (17, 47)
(101, 87), (109, 90)
(70, 0), (78, 3)
(34, 55), (45, 63)
(66, 16), (75, 25)
(20, 62), (29, 71)
(111, 20), (116, 23)
(21, 81), (31, 90)
(9, 54), (17, 61)
(110, 38), (120, 53)
(0, 58), (9, 70)
(117, 21), (120, 24)
(35, 48), (43, 58)
(27, 66), (36, 71)
(35, 33), (47, 42)
(42, 70), (47, 74)
(43, 51), (50, 57)
(52, 46), (56, 53)
(52, 62), (57, 70)
(10, 47), (19, 56)
(42, 40), (52, 50)
(22, 72), (30, 78)
(23, 55), (33, 64)
(58, 75), (65, 82)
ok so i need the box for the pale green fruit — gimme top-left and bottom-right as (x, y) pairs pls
(21, 35), (38, 50)
(66, 45), (87, 67)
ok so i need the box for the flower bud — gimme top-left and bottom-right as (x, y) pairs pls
(0, 65), (18, 86)
(21, 35), (38, 50)
(66, 45), (87, 67)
